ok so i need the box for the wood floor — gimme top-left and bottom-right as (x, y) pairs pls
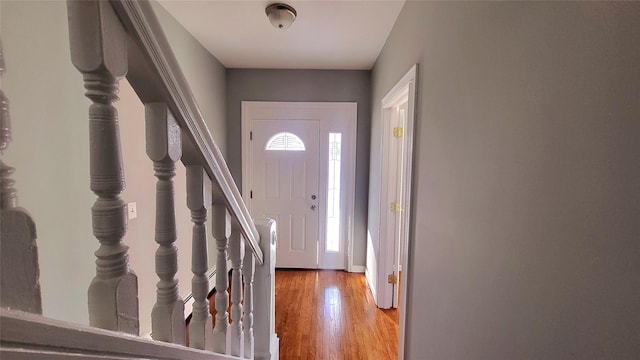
(275, 269), (399, 360)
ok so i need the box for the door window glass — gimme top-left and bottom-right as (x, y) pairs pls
(326, 133), (342, 252)
(265, 132), (305, 151)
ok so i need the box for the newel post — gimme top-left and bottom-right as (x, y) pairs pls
(68, 0), (139, 334)
(145, 103), (185, 345)
(254, 219), (279, 360)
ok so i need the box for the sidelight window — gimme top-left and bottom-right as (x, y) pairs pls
(326, 133), (342, 252)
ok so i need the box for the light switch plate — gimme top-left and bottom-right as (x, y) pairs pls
(127, 202), (137, 220)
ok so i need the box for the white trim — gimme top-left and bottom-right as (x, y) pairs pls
(377, 65), (417, 360)
(347, 215), (355, 272)
(241, 102), (357, 270)
(349, 265), (366, 273)
(378, 65), (416, 308)
(365, 266), (377, 301)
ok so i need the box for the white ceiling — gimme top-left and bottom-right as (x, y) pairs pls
(158, 0), (405, 70)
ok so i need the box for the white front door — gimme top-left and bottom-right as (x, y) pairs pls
(242, 102), (358, 271)
(250, 120), (320, 268)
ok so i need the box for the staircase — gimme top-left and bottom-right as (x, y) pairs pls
(0, 1), (278, 359)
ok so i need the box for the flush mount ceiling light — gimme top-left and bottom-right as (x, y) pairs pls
(265, 3), (297, 30)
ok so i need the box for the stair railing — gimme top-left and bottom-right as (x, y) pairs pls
(0, 0), (278, 359)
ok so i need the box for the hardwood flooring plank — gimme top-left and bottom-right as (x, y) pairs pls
(276, 270), (399, 360)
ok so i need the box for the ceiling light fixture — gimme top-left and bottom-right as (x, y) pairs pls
(265, 3), (297, 30)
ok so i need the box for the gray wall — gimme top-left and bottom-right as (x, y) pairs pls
(2, 0), (227, 333)
(226, 69), (371, 266)
(151, 2), (227, 157)
(371, 1), (640, 358)
(3, 0), (93, 326)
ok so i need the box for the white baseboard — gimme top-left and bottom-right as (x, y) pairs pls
(349, 265), (366, 273)
(365, 268), (377, 303)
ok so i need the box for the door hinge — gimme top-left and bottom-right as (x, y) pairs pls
(250, 190), (253, 199)
(393, 127), (403, 138)
(388, 272), (398, 284)
(390, 202), (403, 213)
(250, 131), (253, 140)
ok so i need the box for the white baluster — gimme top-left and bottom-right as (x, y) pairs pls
(146, 103), (184, 345)
(229, 227), (245, 357)
(0, 41), (42, 314)
(186, 165), (213, 350)
(211, 203), (230, 354)
(242, 242), (256, 359)
(68, 0), (138, 334)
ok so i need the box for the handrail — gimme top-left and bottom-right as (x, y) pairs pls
(109, 0), (263, 264)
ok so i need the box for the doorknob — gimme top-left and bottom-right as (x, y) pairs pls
(311, 205), (317, 210)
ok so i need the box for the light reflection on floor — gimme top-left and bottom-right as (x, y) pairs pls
(322, 286), (343, 353)
(323, 286), (342, 318)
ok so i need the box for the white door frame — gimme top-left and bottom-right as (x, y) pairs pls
(376, 65), (417, 360)
(241, 101), (358, 271)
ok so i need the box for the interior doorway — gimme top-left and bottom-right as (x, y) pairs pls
(387, 99), (409, 309)
(241, 102), (357, 270)
(368, 65), (417, 360)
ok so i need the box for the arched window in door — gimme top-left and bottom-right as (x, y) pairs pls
(265, 132), (306, 151)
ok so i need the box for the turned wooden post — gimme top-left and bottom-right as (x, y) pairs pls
(211, 203), (230, 354)
(186, 165), (213, 350)
(145, 103), (184, 345)
(229, 227), (245, 357)
(68, 0), (138, 334)
(242, 238), (256, 359)
(0, 41), (42, 314)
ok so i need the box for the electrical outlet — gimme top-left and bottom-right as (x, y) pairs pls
(127, 202), (137, 220)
